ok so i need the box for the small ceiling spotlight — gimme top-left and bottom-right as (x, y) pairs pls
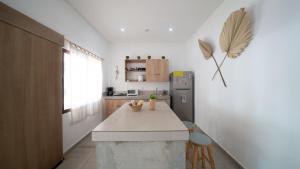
(120, 28), (125, 32)
(168, 28), (174, 32)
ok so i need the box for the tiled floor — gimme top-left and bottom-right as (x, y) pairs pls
(56, 132), (243, 169)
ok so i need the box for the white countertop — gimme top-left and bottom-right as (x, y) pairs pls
(92, 102), (189, 141)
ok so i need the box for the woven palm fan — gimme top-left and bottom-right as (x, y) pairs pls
(212, 8), (252, 79)
(198, 40), (227, 87)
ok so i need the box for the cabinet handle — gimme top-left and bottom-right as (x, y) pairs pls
(155, 73), (160, 75)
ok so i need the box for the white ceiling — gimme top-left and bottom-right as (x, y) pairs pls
(65, 0), (223, 43)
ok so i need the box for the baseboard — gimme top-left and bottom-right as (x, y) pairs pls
(199, 127), (247, 169)
(52, 159), (63, 169)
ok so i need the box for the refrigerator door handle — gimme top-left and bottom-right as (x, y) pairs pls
(181, 95), (187, 103)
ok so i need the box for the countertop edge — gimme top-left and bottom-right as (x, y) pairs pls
(92, 130), (189, 142)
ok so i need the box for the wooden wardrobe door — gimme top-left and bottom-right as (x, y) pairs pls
(28, 33), (63, 169)
(0, 20), (31, 169)
(0, 21), (62, 169)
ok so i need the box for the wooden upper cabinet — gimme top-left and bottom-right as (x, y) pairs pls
(146, 59), (169, 82)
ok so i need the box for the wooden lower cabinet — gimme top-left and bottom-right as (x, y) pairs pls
(105, 99), (128, 117)
(104, 99), (170, 118)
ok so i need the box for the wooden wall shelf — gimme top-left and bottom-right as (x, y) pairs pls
(126, 70), (146, 72)
(125, 59), (169, 82)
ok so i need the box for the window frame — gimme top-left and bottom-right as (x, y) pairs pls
(62, 48), (71, 114)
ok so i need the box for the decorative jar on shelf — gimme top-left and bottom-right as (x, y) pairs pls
(137, 75), (144, 82)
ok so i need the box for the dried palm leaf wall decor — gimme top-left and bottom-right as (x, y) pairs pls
(198, 40), (227, 87)
(212, 8), (252, 80)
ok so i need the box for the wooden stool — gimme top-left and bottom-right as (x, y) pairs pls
(190, 132), (216, 169)
(182, 121), (196, 162)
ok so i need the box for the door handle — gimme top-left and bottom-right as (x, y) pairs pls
(181, 95), (187, 103)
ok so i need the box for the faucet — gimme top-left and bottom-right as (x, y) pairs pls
(155, 88), (158, 96)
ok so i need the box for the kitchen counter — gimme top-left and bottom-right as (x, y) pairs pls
(92, 102), (188, 141)
(92, 102), (188, 169)
(103, 95), (171, 118)
(103, 95), (170, 100)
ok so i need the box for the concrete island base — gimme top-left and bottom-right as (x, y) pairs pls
(95, 141), (186, 169)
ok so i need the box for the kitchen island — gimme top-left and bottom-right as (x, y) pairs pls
(92, 102), (189, 169)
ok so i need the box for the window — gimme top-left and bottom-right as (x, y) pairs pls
(63, 49), (71, 112)
(63, 41), (103, 123)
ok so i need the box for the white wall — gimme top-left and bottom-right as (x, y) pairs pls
(106, 42), (188, 91)
(185, 0), (300, 168)
(1, 0), (109, 153)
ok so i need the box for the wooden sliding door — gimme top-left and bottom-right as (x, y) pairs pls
(0, 2), (63, 169)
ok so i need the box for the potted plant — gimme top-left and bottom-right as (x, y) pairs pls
(149, 94), (157, 110)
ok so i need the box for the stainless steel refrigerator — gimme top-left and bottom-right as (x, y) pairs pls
(170, 71), (194, 122)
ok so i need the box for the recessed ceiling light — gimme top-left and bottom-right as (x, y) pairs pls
(168, 28), (174, 32)
(120, 28), (125, 32)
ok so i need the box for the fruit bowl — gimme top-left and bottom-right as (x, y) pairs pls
(129, 100), (144, 112)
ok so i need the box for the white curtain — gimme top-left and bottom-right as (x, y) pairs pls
(64, 43), (103, 123)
